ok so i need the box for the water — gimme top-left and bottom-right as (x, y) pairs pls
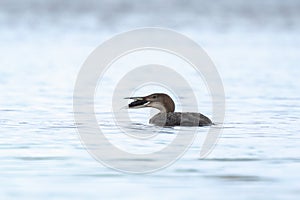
(1, 0), (300, 199)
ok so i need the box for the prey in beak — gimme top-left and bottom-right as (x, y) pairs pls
(124, 96), (150, 109)
(124, 93), (173, 113)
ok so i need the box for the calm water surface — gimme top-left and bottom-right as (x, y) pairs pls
(1, 1), (300, 199)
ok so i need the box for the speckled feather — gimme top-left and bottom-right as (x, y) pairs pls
(149, 112), (212, 127)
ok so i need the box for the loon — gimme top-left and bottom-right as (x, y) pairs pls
(125, 93), (212, 127)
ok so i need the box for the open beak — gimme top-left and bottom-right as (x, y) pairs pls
(124, 96), (150, 109)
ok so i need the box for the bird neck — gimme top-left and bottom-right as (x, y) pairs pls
(161, 96), (175, 113)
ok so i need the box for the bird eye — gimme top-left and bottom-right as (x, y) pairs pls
(152, 95), (157, 99)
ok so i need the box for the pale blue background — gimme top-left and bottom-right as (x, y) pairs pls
(0, 0), (299, 199)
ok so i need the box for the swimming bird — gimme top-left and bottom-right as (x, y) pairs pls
(125, 93), (212, 127)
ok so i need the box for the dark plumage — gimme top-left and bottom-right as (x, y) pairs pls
(149, 112), (212, 127)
